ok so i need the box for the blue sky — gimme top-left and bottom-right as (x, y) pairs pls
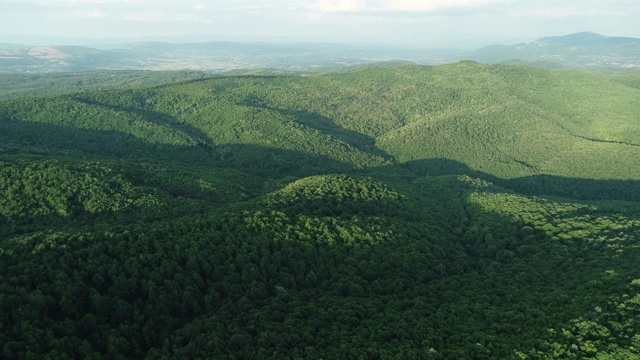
(1, 0), (639, 48)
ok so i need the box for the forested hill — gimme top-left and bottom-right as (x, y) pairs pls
(469, 32), (640, 68)
(0, 70), (215, 101)
(2, 63), (640, 359)
(3, 61), (640, 183)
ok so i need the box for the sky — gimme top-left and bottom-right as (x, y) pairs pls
(1, 0), (639, 48)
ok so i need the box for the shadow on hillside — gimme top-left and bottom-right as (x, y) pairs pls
(3, 117), (640, 356)
(0, 118), (358, 179)
(274, 107), (394, 161)
(386, 158), (640, 203)
(4, 113), (640, 204)
(0, 118), (215, 165)
(240, 95), (394, 161)
(72, 96), (214, 146)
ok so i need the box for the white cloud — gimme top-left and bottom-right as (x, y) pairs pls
(308, 0), (367, 12)
(509, 7), (626, 19)
(40, 0), (213, 22)
(193, 2), (205, 11)
(2, 0), (640, 45)
(1, 0), (204, 6)
(122, 11), (212, 23)
(52, 8), (106, 19)
(383, 0), (502, 11)
(307, 0), (507, 13)
(6, 0), (119, 4)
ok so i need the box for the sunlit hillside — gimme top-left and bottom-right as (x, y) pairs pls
(1, 63), (640, 359)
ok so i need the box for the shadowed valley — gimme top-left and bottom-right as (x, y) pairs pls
(1, 62), (640, 359)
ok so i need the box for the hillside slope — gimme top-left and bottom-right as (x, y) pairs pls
(1, 63), (640, 358)
(469, 32), (640, 69)
(3, 62), (639, 182)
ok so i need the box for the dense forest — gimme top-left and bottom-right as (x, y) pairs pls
(1, 62), (640, 359)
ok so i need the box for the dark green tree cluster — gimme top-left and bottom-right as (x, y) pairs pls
(0, 70), (212, 101)
(0, 160), (160, 220)
(1, 63), (640, 358)
(2, 171), (639, 358)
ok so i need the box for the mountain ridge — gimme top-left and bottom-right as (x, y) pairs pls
(2, 62), (640, 182)
(2, 62), (640, 358)
(1, 32), (639, 73)
(537, 31), (639, 45)
(470, 31), (640, 68)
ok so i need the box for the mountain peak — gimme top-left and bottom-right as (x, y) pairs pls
(538, 32), (608, 45)
(537, 32), (639, 46)
(469, 32), (640, 68)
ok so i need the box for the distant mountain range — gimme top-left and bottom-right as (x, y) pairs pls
(467, 32), (640, 69)
(0, 32), (638, 73)
(0, 42), (447, 73)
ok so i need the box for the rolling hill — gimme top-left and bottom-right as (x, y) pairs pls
(0, 41), (445, 74)
(469, 32), (640, 69)
(1, 63), (640, 358)
(4, 61), (638, 182)
(1, 32), (638, 74)
(0, 70), (218, 101)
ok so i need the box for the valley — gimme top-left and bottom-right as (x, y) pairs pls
(1, 62), (640, 359)
(1, 32), (638, 74)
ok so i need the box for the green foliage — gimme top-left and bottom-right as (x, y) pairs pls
(613, 71), (640, 90)
(3, 63), (640, 182)
(0, 160), (160, 219)
(524, 280), (640, 359)
(1, 63), (640, 358)
(0, 70), (213, 101)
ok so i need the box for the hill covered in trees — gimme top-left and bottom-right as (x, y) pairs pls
(1, 62), (640, 358)
(468, 32), (640, 69)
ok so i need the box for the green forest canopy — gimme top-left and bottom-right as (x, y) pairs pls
(1, 62), (640, 359)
